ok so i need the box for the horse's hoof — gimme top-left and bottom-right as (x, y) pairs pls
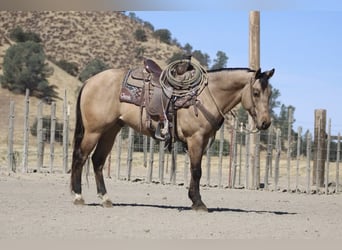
(98, 193), (113, 208)
(191, 202), (208, 212)
(73, 194), (85, 206)
(102, 199), (113, 208)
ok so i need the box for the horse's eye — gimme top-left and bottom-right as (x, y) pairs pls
(253, 91), (260, 98)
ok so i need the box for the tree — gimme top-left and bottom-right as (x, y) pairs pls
(192, 50), (210, 67)
(54, 59), (78, 76)
(153, 29), (172, 44)
(183, 43), (193, 55)
(210, 51), (228, 70)
(143, 21), (154, 31)
(134, 28), (147, 42)
(0, 41), (58, 101)
(9, 26), (41, 43)
(78, 58), (110, 82)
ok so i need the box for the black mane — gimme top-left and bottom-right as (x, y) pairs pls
(207, 67), (255, 73)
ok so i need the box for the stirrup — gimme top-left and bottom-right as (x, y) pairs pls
(154, 121), (170, 141)
(155, 122), (166, 141)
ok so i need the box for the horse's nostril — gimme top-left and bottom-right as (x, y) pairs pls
(261, 121), (269, 130)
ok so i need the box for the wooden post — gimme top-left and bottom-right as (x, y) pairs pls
(238, 123), (243, 186)
(286, 107), (293, 191)
(325, 119), (331, 194)
(143, 135), (148, 168)
(245, 124), (250, 189)
(264, 123), (273, 189)
(296, 126), (302, 192)
(249, 11), (260, 188)
(115, 130), (122, 180)
(218, 124), (224, 188)
(306, 132), (312, 194)
(313, 109), (326, 187)
(62, 90), (69, 174)
(158, 140), (165, 184)
(232, 119), (239, 188)
(22, 89), (30, 173)
(170, 141), (177, 184)
(37, 101), (44, 173)
(50, 102), (56, 173)
(274, 128), (282, 190)
(147, 137), (155, 183)
(126, 127), (134, 181)
(8, 101), (15, 172)
(336, 133), (340, 193)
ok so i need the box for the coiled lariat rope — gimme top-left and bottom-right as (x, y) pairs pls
(159, 59), (208, 97)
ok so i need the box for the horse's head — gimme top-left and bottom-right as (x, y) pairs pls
(241, 68), (275, 130)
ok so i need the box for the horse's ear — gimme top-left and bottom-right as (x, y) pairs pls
(255, 68), (262, 79)
(265, 68), (275, 79)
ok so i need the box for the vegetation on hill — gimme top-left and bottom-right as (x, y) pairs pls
(0, 40), (58, 102)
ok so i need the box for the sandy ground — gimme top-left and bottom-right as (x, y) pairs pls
(0, 170), (342, 240)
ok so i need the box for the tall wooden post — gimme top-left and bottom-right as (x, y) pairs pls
(249, 11), (260, 189)
(313, 109), (326, 187)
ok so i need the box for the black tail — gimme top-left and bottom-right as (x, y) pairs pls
(73, 85), (85, 153)
(70, 85), (86, 193)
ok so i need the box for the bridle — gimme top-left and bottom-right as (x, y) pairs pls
(206, 72), (260, 133)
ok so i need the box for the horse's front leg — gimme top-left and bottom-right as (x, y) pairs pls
(187, 138), (208, 212)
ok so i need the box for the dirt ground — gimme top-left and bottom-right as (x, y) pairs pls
(0, 170), (342, 240)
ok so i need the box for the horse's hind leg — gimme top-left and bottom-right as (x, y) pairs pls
(91, 126), (120, 207)
(71, 132), (100, 205)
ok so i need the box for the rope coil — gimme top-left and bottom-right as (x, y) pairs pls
(159, 59), (208, 97)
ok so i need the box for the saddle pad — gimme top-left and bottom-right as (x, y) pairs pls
(119, 68), (145, 106)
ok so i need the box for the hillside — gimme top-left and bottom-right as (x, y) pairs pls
(0, 11), (182, 70)
(0, 11), (183, 160)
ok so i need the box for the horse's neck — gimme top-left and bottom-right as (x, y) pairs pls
(206, 70), (252, 114)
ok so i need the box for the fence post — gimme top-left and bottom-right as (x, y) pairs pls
(336, 133), (340, 193)
(126, 127), (134, 181)
(143, 135), (148, 168)
(313, 109), (326, 187)
(62, 90), (69, 173)
(8, 101), (15, 172)
(170, 141), (177, 184)
(245, 125), (250, 189)
(254, 131), (260, 189)
(274, 128), (282, 190)
(296, 126), (302, 192)
(37, 101), (44, 172)
(218, 124), (224, 188)
(286, 107), (293, 191)
(22, 89), (30, 173)
(264, 123), (273, 189)
(115, 130), (122, 180)
(232, 119), (238, 188)
(50, 102), (56, 173)
(147, 137), (155, 183)
(325, 118), (331, 194)
(158, 140), (165, 184)
(306, 132), (312, 194)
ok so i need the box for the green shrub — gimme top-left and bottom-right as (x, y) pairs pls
(78, 58), (110, 82)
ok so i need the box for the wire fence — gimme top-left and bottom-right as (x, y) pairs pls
(1, 91), (341, 195)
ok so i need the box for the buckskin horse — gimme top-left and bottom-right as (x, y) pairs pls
(70, 60), (275, 211)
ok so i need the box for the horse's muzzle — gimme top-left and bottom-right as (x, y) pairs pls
(257, 120), (271, 130)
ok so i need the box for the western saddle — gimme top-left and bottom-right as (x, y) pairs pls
(119, 56), (207, 146)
